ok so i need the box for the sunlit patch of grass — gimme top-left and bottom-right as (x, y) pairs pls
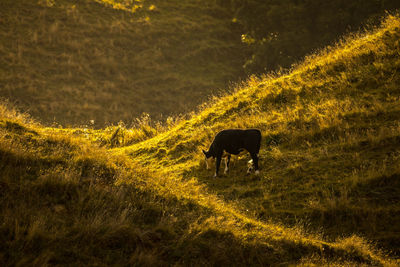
(94, 0), (145, 13)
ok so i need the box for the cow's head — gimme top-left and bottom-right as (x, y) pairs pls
(202, 149), (214, 170)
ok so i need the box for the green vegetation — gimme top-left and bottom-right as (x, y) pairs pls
(1, 12), (400, 266)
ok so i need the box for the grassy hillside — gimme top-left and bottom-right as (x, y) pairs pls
(2, 106), (394, 265)
(0, 0), (245, 127)
(1, 12), (400, 267)
(120, 13), (400, 257)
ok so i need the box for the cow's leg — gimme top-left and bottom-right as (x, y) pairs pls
(247, 159), (253, 174)
(250, 152), (260, 175)
(224, 154), (231, 174)
(214, 154), (222, 178)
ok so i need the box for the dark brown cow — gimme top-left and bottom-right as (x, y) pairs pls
(203, 129), (261, 177)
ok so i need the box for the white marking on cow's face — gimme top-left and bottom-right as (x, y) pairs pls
(205, 156), (213, 170)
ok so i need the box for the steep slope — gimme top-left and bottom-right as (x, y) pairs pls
(0, 0), (245, 127)
(122, 14), (400, 256)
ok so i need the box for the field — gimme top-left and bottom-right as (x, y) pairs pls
(1, 11), (400, 266)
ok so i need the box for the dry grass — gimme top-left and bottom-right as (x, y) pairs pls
(1, 12), (400, 267)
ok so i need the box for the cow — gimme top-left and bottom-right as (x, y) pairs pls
(202, 129), (261, 177)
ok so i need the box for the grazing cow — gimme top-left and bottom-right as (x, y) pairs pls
(203, 129), (261, 177)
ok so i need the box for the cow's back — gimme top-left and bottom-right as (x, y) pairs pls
(214, 129), (261, 154)
(243, 129), (261, 154)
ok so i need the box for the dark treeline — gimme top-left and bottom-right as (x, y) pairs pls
(216, 0), (400, 74)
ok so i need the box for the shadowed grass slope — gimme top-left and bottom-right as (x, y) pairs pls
(121, 14), (400, 258)
(0, 0), (245, 127)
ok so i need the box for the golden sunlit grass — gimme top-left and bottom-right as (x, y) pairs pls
(1, 12), (400, 267)
(95, 0), (151, 14)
